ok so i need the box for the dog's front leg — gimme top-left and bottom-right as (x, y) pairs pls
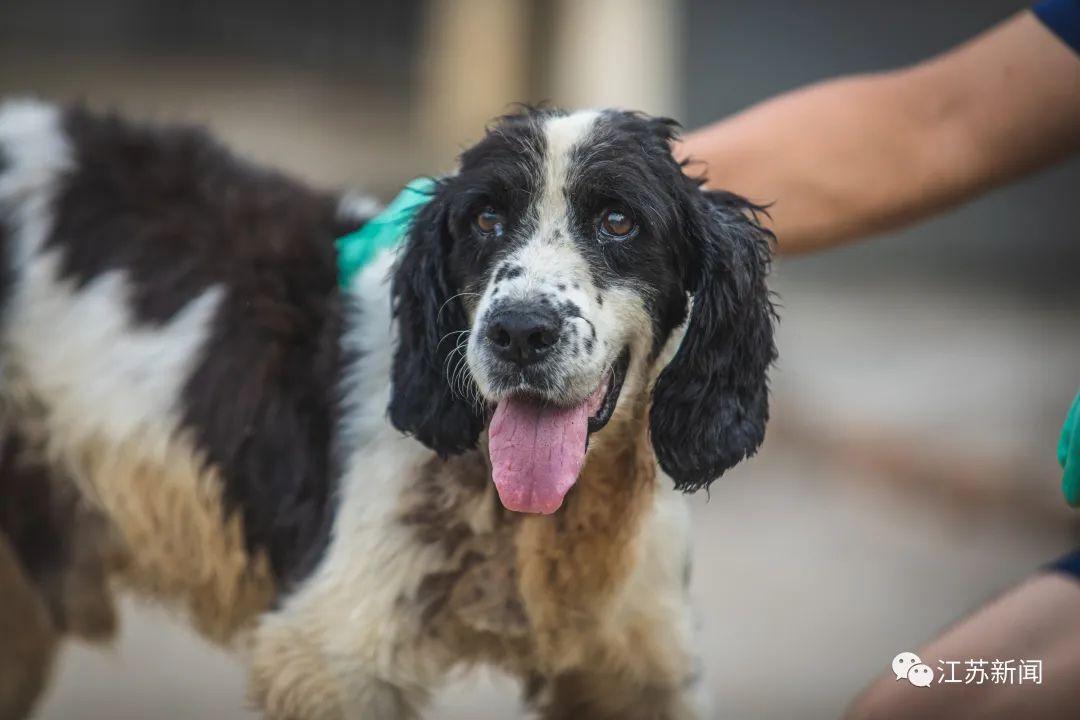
(248, 610), (428, 720)
(245, 470), (452, 720)
(247, 580), (441, 720)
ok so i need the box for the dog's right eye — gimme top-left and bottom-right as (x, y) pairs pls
(598, 207), (638, 242)
(474, 207), (505, 237)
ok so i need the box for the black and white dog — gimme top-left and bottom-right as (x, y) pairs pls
(0, 100), (775, 719)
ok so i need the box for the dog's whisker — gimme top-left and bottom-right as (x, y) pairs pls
(444, 349), (464, 394)
(437, 328), (470, 352)
(443, 334), (474, 401)
(454, 349), (474, 401)
(451, 345), (484, 411)
(440, 330), (469, 365)
(437, 292), (480, 323)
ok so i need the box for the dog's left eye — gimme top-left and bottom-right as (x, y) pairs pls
(474, 207), (506, 237)
(598, 208), (637, 241)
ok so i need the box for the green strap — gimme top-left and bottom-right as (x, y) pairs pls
(336, 177), (437, 289)
(1060, 390), (1080, 507)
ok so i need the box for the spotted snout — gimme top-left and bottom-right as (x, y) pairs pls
(469, 276), (610, 405)
(484, 302), (562, 367)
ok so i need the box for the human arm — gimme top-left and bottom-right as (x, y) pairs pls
(676, 11), (1080, 254)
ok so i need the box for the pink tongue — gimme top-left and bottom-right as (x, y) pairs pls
(488, 384), (606, 514)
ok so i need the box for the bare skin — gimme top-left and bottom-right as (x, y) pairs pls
(677, 9), (1080, 717)
(676, 12), (1080, 254)
(845, 573), (1080, 720)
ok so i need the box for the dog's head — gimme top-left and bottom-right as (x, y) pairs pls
(390, 108), (776, 513)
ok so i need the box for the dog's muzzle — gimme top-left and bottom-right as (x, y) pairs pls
(484, 303), (562, 368)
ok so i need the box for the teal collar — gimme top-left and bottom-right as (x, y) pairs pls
(336, 177), (437, 289)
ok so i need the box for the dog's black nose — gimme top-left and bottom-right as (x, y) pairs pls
(486, 307), (561, 366)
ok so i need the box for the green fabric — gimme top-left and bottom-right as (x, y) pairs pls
(336, 177), (437, 289)
(1061, 390), (1080, 507)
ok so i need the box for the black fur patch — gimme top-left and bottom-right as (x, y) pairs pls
(0, 433), (68, 613)
(494, 264), (525, 283)
(649, 189), (777, 489)
(49, 108), (364, 586)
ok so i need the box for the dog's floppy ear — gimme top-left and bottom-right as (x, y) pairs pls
(650, 188), (777, 491)
(389, 180), (485, 455)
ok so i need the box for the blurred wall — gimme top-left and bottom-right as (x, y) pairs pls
(0, 0), (684, 187)
(418, 0), (681, 159)
(0, 0), (424, 87)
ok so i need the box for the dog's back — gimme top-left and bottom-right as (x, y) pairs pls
(0, 100), (373, 718)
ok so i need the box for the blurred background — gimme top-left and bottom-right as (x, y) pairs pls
(2, 1), (1078, 718)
